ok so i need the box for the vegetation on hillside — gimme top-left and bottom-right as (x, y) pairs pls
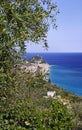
(0, 70), (74, 130)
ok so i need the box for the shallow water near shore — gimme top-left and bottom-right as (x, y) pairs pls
(50, 65), (82, 96)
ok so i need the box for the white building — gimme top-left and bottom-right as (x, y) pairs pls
(47, 91), (56, 97)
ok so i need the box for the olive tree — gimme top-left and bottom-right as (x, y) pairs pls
(0, 0), (59, 84)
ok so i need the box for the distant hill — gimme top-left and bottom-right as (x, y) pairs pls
(28, 56), (46, 64)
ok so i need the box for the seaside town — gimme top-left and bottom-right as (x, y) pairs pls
(19, 56), (50, 75)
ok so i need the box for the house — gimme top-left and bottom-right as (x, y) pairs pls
(47, 91), (56, 97)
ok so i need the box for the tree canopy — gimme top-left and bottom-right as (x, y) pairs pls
(0, 0), (59, 86)
(0, 0), (58, 49)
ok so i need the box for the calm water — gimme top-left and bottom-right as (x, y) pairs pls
(24, 53), (82, 96)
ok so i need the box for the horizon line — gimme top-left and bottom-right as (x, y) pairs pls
(26, 52), (82, 53)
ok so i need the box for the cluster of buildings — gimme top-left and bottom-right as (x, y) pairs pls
(19, 56), (50, 80)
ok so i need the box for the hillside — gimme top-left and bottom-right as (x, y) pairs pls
(0, 56), (82, 130)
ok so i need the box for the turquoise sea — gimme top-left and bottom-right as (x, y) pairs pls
(24, 53), (82, 96)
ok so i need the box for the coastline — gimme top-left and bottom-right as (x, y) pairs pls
(20, 56), (50, 81)
(49, 64), (82, 96)
(23, 53), (82, 96)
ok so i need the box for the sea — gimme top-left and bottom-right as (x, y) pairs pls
(23, 53), (82, 96)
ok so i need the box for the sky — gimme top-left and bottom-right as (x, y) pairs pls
(26, 0), (82, 53)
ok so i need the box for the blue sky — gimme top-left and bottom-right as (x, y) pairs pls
(26, 0), (82, 52)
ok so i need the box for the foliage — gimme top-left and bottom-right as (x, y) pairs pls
(0, 0), (59, 94)
(0, 97), (74, 130)
(0, 0), (58, 47)
(72, 102), (82, 129)
(47, 100), (74, 130)
(0, 69), (74, 130)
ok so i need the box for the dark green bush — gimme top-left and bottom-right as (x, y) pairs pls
(0, 96), (74, 130)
